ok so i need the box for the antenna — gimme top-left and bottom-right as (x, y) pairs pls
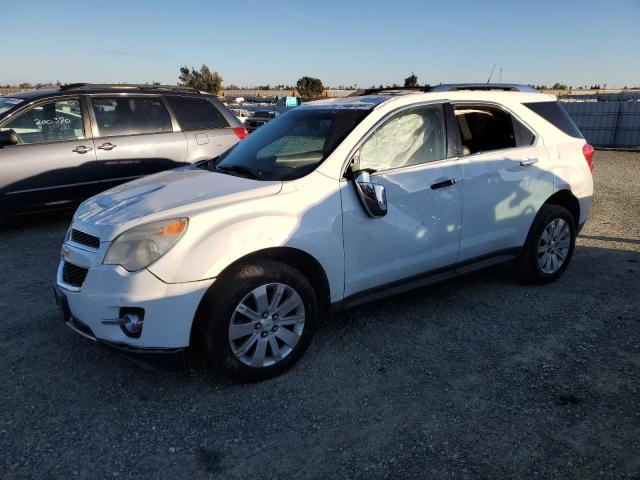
(487, 63), (496, 84)
(499, 67), (503, 83)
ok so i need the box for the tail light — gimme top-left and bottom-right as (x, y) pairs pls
(582, 143), (595, 172)
(233, 127), (249, 140)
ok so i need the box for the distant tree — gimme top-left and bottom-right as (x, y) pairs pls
(179, 64), (223, 94)
(552, 82), (568, 90)
(296, 76), (324, 99)
(404, 73), (418, 87)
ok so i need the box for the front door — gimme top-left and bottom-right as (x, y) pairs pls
(0, 96), (99, 212)
(341, 103), (463, 297)
(88, 96), (188, 189)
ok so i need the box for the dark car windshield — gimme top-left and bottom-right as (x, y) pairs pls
(253, 111), (277, 118)
(0, 97), (25, 115)
(215, 108), (371, 181)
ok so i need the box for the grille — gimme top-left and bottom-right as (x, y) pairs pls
(62, 262), (89, 288)
(70, 229), (100, 249)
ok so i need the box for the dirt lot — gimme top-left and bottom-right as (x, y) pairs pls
(1, 151), (639, 479)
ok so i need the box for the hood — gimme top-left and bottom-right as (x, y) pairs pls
(73, 167), (282, 235)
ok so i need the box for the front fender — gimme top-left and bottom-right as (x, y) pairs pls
(147, 172), (346, 302)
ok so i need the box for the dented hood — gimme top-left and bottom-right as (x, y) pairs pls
(73, 167), (282, 236)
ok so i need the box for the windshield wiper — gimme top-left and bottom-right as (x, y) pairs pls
(216, 164), (260, 180)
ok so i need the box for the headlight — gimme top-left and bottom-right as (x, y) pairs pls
(103, 218), (188, 271)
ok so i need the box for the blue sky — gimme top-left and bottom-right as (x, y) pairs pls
(2, 0), (639, 88)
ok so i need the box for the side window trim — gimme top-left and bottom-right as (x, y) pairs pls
(159, 95), (181, 132)
(450, 100), (539, 157)
(444, 102), (462, 158)
(79, 95), (94, 140)
(87, 94), (175, 139)
(0, 95), (87, 146)
(342, 100), (454, 178)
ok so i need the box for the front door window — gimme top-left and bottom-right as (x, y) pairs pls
(0, 98), (85, 144)
(359, 104), (447, 172)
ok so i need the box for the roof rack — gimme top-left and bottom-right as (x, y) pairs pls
(349, 83), (537, 98)
(58, 83), (202, 93)
(348, 85), (433, 97)
(430, 83), (537, 93)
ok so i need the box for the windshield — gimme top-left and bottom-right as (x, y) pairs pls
(0, 97), (25, 115)
(215, 108), (371, 181)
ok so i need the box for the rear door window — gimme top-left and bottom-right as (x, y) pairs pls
(166, 96), (229, 130)
(0, 97), (85, 144)
(90, 97), (173, 137)
(454, 105), (535, 155)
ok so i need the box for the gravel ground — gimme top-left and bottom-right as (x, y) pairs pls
(1, 151), (639, 479)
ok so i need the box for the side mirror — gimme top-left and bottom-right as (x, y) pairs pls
(352, 170), (387, 218)
(0, 129), (18, 147)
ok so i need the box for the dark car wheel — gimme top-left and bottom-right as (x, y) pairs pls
(195, 259), (318, 382)
(515, 204), (577, 284)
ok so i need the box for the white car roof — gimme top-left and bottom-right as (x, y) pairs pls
(303, 89), (557, 112)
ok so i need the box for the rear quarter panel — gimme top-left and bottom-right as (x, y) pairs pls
(183, 129), (238, 163)
(508, 100), (594, 226)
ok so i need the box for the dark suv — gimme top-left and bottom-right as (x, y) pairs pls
(0, 84), (247, 222)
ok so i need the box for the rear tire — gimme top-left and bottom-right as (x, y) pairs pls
(194, 259), (318, 382)
(515, 204), (576, 284)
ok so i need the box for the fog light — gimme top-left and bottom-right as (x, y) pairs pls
(120, 308), (145, 338)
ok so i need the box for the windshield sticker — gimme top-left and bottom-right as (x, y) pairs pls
(332, 103), (377, 110)
(302, 101), (377, 110)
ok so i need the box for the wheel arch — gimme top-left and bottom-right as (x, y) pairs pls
(544, 189), (580, 227)
(189, 247), (331, 347)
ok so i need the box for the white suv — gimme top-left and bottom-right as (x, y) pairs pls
(55, 84), (594, 381)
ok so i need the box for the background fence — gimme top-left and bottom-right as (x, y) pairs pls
(560, 94), (640, 150)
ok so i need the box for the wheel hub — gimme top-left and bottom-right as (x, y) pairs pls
(228, 282), (306, 368)
(537, 218), (571, 274)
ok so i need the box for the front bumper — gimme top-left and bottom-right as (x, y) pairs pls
(55, 257), (214, 351)
(54, 286), (186, 370)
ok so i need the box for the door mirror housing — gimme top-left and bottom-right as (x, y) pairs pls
(0, 129), (18, 147)
(352, 169), (387, 218)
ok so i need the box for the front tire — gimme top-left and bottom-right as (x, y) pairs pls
(515, 204), (576, 284)
(195, 259), (318, 382)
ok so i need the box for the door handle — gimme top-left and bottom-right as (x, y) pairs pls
(97, 142), (116, 151)
(72, 145), (93, 154)
(431, 178), (458, 190)
(520, 159), (538, 166)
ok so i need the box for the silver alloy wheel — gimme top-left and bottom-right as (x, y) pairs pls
(228, 283), (305, 368)
(537, 218), (571, 274)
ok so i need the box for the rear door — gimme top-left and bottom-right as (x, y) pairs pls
(454, 103), (553, 262)
(0, 95), (99, 212)
(88, 95), (187, 189)
(165, 95), (239, 163)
